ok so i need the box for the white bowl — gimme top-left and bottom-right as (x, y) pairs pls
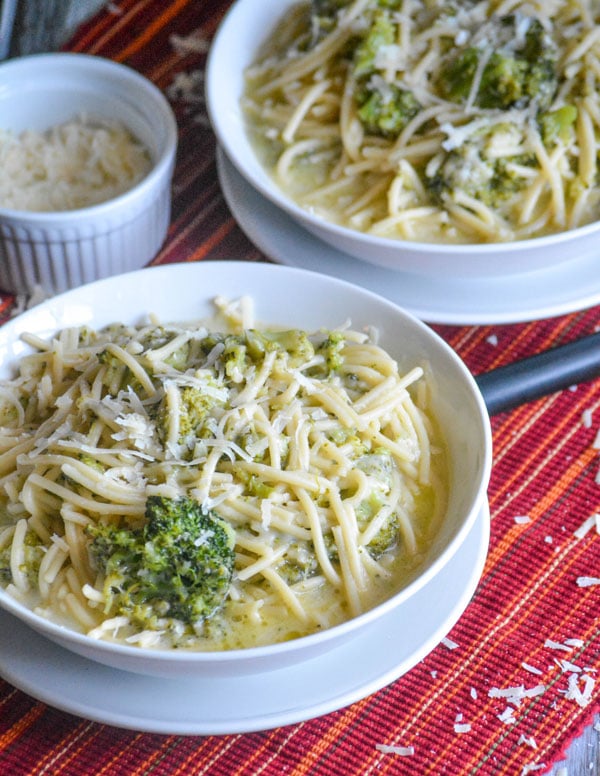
(0, 261), (492, 678)
(0, 52), (178, 295)
(206, 0), (598, 279)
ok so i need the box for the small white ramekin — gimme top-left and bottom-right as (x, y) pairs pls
(0, 52), (178, 295)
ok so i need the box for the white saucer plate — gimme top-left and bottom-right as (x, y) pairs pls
(217, 148), (600, 326)
(0, 504), (489, 735)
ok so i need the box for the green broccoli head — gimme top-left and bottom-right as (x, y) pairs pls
(439, 15), (558, 110)
(222, 329), (315, 378)
(539, 105), (578, 148)
(351, 9), (421, 138)
(245, 329), (315, 367)
(358, 83), (421, 138)
(88, 495), (236, 629)
(426, 125), (534, 208)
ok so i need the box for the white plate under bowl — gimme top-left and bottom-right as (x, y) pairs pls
(0, 503), (489, 735)
(217, 148), (600, 326)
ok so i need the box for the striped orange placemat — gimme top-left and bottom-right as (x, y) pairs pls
(0, 2), (599, 774)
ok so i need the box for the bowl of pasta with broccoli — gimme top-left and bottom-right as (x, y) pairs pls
(0, 261), (491, 679)
(206, 0), (600, 279)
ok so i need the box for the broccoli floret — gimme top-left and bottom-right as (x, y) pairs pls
(439, 15), (558, 110)
(355, 452), (400, 558)
(426, 126), (534, 208)
(358, 84), (421, 138)
(353, 10), (396, 78)
(439, 46), (479, 103)
(352, 10), (421, 138)
(220, 329), (315, 379)
(0, 528), (45, 586)
(276, 543), (319, 585)
(178, 386), (217, 438)
(317, 331), (346, 371)
(478, 52), (529, 109)
(87, 495), (236, 629)
(539, 105), (578, 148)
(245, 329), (315, 367)
(154, 380), (226, 453)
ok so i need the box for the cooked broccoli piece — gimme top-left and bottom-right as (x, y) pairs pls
(276, 543), (320, 584)
(221, 329), (315, 380)
(426, 126), (534, 207)
(358, 83), (421, 138)
(177, 386), (218, 439)
(310, 0), (401, 42)
(353, 9), (396, 78)
(155, 382), (225, 451)
(439, 15), (558, 110)
(0, 527), (44, 586)
(87, 495), (236, 629)
(355, 452), (400, 558)
(352, 10), (421, 137)
(316, 330), (345, 372)
(245, 329), (315, 367)
(539, 105), (578, 147)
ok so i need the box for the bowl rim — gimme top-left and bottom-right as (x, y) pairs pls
(205, 0), (600, 256)
(0, 260), (493, 666)
(0, 52), (178, 223)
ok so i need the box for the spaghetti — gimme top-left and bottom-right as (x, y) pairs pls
(242, 0), (600, 244)
(0, 298), (446, 650)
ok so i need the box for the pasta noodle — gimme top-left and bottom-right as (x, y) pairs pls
(0, 297), (446, 651)
(242, 0), (600, 244)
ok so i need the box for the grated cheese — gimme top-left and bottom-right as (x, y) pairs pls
(573, 514), (598, 539)
(442, 636), (459, 650)
(521, 663), (543, 676)
(0, 115), (151, 212)
(497, 706), (517, 724)
(556, 659), (582, 673)
(544, 639), (575, 652)
(488, 684), (545, 707)
(454, 723), (472, 734)
(514, 515), (531, 525)
(517, 734), (538, 749)
(576, 576), (600, 588)
(375, 744), (415, 756)
(562, 672), (595, 707)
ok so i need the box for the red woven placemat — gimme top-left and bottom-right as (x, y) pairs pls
(1, 2), (599, 774)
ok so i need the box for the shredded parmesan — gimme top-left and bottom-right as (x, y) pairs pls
(514, 515), (531, 525)
(576, 576), (600, 587)
(573, 514), (598, 539)
(442, 636), (459, 650)
(375, 744), (415, 756)
(0, 115), (151, 212)
(562, 672), (595, 707)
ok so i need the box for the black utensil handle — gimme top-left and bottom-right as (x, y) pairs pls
(475, 331), (600, 415)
